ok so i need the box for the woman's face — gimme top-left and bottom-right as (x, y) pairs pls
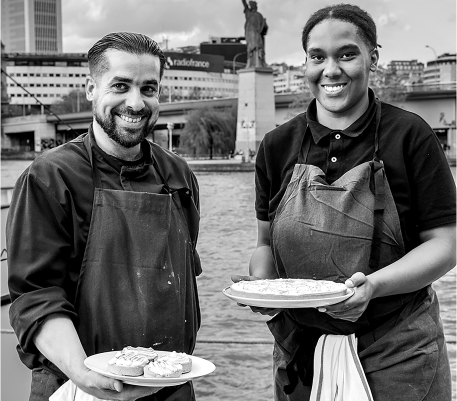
(305, 19), (378, 121)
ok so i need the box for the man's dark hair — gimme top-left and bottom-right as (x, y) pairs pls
(302, 3), (378, 52)
(87, 32), (166, 80)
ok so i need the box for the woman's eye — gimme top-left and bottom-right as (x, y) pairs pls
(341, 53), (356, 59)
(310, 54), (324, 62)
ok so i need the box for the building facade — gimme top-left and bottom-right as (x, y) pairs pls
(386, 59), (424, 84)
(2, 51), (239, 113)
(423, 53), (456, 85)
(1, 0), (63, 53)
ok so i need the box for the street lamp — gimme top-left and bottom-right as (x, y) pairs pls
(241, 120), (255, 161)
(233, 52), (246, 74)
(425, 45), (437, 60)
(167, 122), (174, 152)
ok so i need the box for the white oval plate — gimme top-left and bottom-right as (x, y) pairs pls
(84, 351), (216, 387)
(222, 286), (354, 308)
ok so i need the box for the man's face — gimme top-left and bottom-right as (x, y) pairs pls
(86, 49), (161, 148)
(304, 19), (378, 121)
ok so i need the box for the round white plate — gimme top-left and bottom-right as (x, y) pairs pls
(84, 351), (216, 387)
(222, 286), (354, 308)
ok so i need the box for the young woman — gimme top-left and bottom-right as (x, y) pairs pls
(235, 4), (456, 400)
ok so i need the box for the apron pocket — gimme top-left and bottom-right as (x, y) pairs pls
(359, 296), (439, 401)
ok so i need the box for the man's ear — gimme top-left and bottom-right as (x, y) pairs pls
(85, 75), (96, 101)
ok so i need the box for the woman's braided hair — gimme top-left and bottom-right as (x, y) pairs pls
(301, 3), (379, 52)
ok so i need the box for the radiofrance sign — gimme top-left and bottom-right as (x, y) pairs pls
(164, 52), (224, 73)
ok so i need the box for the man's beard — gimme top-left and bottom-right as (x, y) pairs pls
(93, 106), (155, 148)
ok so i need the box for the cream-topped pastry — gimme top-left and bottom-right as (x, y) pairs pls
(144, 359), (183, 378)
(158, 351), (192, 373)
(108, 346), (158, 376)
(230, 278), (347, 300)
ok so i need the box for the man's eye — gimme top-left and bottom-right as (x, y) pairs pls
(143, 86), (158, 95)
(113, 83), (128, 90)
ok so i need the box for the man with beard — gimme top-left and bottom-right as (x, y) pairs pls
(6, 32), (202, 401)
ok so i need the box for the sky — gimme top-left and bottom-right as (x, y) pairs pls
(62, 0), (456, 67)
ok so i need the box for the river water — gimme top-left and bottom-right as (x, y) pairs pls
(1, 164), (455, 400)
(191, 171), (456, 401)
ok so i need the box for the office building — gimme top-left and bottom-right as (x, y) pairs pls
(387, 59), (424, 84)
(423, 53), (456, 85)
(1, 0), (63, 53)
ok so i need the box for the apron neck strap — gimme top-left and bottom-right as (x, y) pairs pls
(83, 133), (102, 189)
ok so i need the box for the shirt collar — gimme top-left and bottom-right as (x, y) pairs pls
(306, 88), (377, 144)
(89, 124), (154, 171)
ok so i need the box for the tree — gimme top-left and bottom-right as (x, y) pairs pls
(51, 89), (92, 114)
(369, 66), (407, 104)
(179, 106), (237, 158)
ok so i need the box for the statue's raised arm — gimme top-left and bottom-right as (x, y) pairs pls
(241, 0), (268, 68)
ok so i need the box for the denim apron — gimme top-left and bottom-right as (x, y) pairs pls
(268, 101), (451, 401)
(29, 133), (200, 401)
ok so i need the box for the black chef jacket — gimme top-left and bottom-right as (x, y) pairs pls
(6, 125), (201, 372)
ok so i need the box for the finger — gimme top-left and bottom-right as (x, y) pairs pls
(95, 374), (123, 393)
(345, 272), (367, 288)
(231, 274), (262, 283)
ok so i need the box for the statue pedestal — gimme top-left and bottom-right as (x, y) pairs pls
(236, 67), (275, 162)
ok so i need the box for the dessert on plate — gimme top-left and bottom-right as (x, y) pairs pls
(230, 278), (348, 300)
(144, 358), (184, 378)
(107, 346), (158, 376)
(158, 351), (192, 373)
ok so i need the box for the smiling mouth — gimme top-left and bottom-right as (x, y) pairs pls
(117, 114), (144, 123)
(322, 84), (347, 94)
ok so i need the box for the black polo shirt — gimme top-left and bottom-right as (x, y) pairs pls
(255, 89), (456, 253)
(7, 125), (201, 372)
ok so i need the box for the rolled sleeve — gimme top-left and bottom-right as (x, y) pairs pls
(7, 172), (78, 354)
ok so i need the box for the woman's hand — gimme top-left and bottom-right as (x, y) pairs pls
(319, 272), (375, 322)
(231, 275), (282, 316)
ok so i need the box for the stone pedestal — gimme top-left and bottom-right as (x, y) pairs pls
(236, 67), (275, 162)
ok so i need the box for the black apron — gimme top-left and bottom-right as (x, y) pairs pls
(268, 101), (451, 401)
(30, 134), (200, 401)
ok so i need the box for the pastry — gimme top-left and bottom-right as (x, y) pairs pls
(108, 346), (158, 376)
(158, 351), (192, 373)
(230, 278), (347, 300)
(144, 359), (183, 378)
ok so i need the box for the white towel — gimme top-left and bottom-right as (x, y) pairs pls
(310, 334), (374, 401)
(49, 380), (112, 401)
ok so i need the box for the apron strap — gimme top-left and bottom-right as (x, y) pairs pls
(83, 133), (102, 189)
(369, 100), (384, 269)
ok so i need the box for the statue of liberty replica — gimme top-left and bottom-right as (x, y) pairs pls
(242, 0), (268, 68)
(236, 0), (275, 161)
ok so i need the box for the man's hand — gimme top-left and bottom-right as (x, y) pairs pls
(231, 275), (282, 316)
(73, 367), (162, 400)
(318, 272), (373, 322)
